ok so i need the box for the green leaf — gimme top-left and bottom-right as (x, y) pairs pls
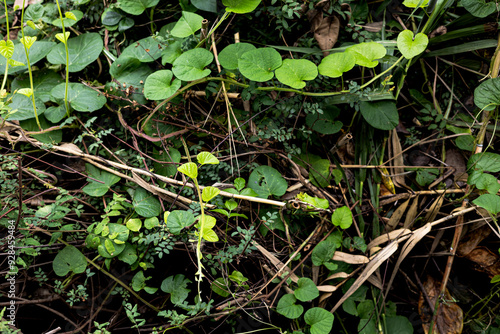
(234, 177), (246, 191)
(223, 0), (262, 13)
(178, 162), (198, 179)
(119, 17), (135, 32)
(331, 206), (353, 229)
(192, 0), (217, 12)
(197, 151), (220, 165)
(462, 0), (497, 18)
(161, 41), (182, 65)
(52, 10), (83, 28)
(346, 42), (387, 68)
(397, 30), (429, 59)
(275, 59), (318, 89)
(225, 199), (238, 211)
(118, 0), (159, 15)
(131, 270), (150, 291)
(109, 56), (152, 105)
(161, 274), (191, 305)
(473, 194), (500, 215)
(359, 100), (399, 130)
(126, 218), (142, 232)
(20, 36), (37, 50)
(121, 36), (164, 62)
(248, 165), (288, 199)
(219, 43), (256, 70)
(171, 11), (204, 38)
(50, 83), (107, 112)
(82, 164), (121, 197)
(296, 193), (329, 209)
(172, 48), (213, 81)
(202, 227), (219, 242)
(402, 0), (429, 7)
(318, 52), (356, 78)
(0, 41), (55, 75)
(144, 70), (181, 100)
(0, 40), (14, 59)
(238, 47), (282, 82)
(211, 277), (231, 297)
(47, 33), (103, 72)
(304, 307), (334, 334)
(101, 9), (123, 26)
(7, 94), (46, 121)
(53, 245), (87, 277)
(19, 116), (62, 144)
(468, 152), (500, 172)
(474, 77), (500, 111)
(475, 173), (500, 194)
(167, 210), (195, 234)
(144, 217), (159, 229)
(133, 187), (161, 218)
(55, 32), (70, 44)
(277, 294), (303, 319)
(117, 242), (137, 265)
(16, 88), (32, 97)
(199, 215), (218, 242)
(385, 316), (414, 334)
(294, 277), (319, 302)
(153, 147), (181, 178)
(202, 186), (220, 202)
(309, 159), (332, 188)
(312, 239), (337, 266)
(12, 69), (63, 103)
(306, 106), (343, 135)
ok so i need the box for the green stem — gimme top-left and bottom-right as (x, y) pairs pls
(193, 177), (206, 300)
(20, 0), (40, 129)
(55, 0), (70, 118)
(1, 0), (10, 92)
(195, 11), (230, 49)
(360, 56), (405, 91)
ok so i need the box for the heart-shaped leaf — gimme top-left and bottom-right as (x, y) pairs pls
(82, 163), (121, 196)
(473, 194), (500, 215)
(397, 30), (429, 59)
(121, 36), (164, 62)
(53, 245), (87, 277)
(172, 48), (213, 81)
(133, 187), (161, 218)
(178, 162), (198, 179)
(294, 277), (319, 302)
(248, 165), (287, 198)
(171, 11), (204, 38)
(167, 210), (195, 234)
(331, 206), (353, 229)
(144, 70), (181, 100)
(161, 274), (191, 305)
(20, 36), (37, 50)
(304, 307), (334, 334)
(55, 32), (70, 44)
(47, 33), (103, 72)
(238, 47), (282, 82)
(318, 52), (356, 78)
(0, 40), (14, 59)
(202, 186), (220, 202)
(223, 0), (262, 13)
(118, 0), (159, 15)
(462, 0), (497, 18)
(8, 94), (46, 121)
(359, 100), (399, 130)
(197, 151), (219, 165)
(277, 294), (304, 319)
(52, 10), (83, 28)
(51, 82), (107, 112)
(346, 42), (386, 68)
(474, 77), (500, 111)
(219, 43), (256, 70)
(275, 59), (318, 89)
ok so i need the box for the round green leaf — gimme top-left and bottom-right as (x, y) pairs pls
(51, 83), (107, 112)
(121, 36), (164, 62)
(277, 294), (303, 319)
(223, 0), (262, 13)
(172, 48), (213, 81)
(219, 43), (256, 70)
(133, 187), (161, 218)
(397, 30), (429, 59)
(294, 277), (319, 302)
(275, 59), (318, 89)
(474, 77), (500, 111)
(144, 217), (159, 229)
(238, 48), (282, 82)
(197, 151), (220, 165)
(47, 33), (103, 72)
(473, 194), (500, 215)
(346, 42), (386, 68)
(167, 210), (195, 234)
(304, 307), (334, 334)
(202, 186), (221, 202)
(331, 206), (353, 229)
(161, 41), (182, 65)
(7, 94), (46, 121)
(144, 70), (181, 100)
(462, 0), (497, 18)
(248, 165), (287, 199)
(306, 106), (342, 135)
(318, 52), (356, 78)
(118, 0), (159, 15)
(126, 218), (142, 232)
(101, 9), (123, 26)
(171, 11), (204, 38)
(53, 245), (87, 277)
(178, 162), (198, 179)
(359, 100), (399, 130)
(312, 239), (337, 266)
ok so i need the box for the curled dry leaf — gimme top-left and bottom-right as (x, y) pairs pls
(307, 1), (340, 56)
(418, 275), (463, 334)
(456, 224), (491, 257)
(464, 247), (500, 278)
(429, 25), (447, 38)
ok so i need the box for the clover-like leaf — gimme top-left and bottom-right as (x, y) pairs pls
(172, 48), (213, 81)
(397, 30), (429, 59)
(197, 151), (219, 165)
(238, 47), (282, 82)
(275, 59), (318, 89)
(178, 162), (198, 179)
(318, 52), (355, 78)
(144, 70), (181, 100)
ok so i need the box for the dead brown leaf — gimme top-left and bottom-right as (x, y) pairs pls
(307, 2), (340, 56)
(464, 247), (500, 278)
(418, 275), (463, 334)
